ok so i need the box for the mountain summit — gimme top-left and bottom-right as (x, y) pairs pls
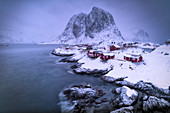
(53, 7), (124, 44)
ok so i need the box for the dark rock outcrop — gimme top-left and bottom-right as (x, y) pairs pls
(134, 80), (170, 97)
(101, 76), (135, 88)
(59, 57), (79, 63)
(101, 76), (128, 83)
(73, 67), (113, 76)
(101, 76), (170, 100)
(70, 63), (84, 69)
(51, 50), (74, 56)
(110, 106), (134, 113)
(142, 96), (170, 112)
(59, 84), (113, 113)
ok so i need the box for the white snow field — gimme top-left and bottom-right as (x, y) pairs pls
(105, 44), (170, 89)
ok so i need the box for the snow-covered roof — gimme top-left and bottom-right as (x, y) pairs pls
(124, 53), (141, 58)
(103, 52), (115, 56)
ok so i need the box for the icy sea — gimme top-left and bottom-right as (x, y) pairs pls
(0, 44), (113, 113)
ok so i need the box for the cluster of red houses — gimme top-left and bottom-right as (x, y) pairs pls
(64, 44), (143, 62)
(87, 50), (115, 60)
(87, 50), (143, 62)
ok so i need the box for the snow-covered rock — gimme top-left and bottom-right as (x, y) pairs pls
(73, 67), (112, 76)
(59, 53), (85, 62)
(110, 106), (134, 113)
(59, 84), (108, 113)
(51, 48), (79, 56)
(114, 86), (138, 106)
(101, 76), (128, 83)
(51, 7), (124, 44)
(73, 57), (113, 75)
(142, 96), (170, 112)
(134, 80), (169, 97)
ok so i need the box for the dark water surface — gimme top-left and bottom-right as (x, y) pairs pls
(0, 44), (113, 113)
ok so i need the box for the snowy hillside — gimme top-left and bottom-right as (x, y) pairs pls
(51, 7), (124, 44)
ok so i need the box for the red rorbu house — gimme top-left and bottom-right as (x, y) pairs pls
(87, 50), (103, 58)
(124, 54), (143, 62)
(109, 45), (120, 51)
(100, 53), (115, 60)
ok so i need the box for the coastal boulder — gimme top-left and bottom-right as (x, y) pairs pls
(142, 95), (170, 112)
(110, 106), (134, 113)
(114, 86), (138, 106)
(134, 80), (169, 97)
(73, 67), (112, 76)
(59, 84), (107, 113)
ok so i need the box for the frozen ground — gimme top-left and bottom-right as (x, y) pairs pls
(105, 44), (170, 89)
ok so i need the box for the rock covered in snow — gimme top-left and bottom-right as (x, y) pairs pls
(52, 7), (124, 44)
(59, 84), (112, 113)
(134, 80), (169, 97)
(51, 48), (75, 56)
(110, 106), (134, 113)
(59, 53), (85, 63)
(62, 84), (106, 101)
(73, 67), (112, 76)
(101, 76), (128, 83)
(101, 76), (135, 89)
(114, 86), (138, 106)
(142, 96), (170, 112)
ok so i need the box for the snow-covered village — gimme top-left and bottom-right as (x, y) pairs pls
(0, 0), (170, 113)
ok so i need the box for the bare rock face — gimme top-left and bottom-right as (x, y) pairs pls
(72, 13), (87, 38)
(85, 7), (116, 38)
(55, 7), (124, 44)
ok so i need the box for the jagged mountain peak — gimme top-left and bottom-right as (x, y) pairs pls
(53, 7), (124, 44)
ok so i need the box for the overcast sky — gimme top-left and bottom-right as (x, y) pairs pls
(0, 0), (169, 43)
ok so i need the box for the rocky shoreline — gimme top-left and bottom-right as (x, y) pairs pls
(58, 62), (170, 113)
(52, 47), (170, 113)
(59, 83), (170, 113)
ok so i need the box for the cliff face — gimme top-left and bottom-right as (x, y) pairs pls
(54, 7), (124, 44)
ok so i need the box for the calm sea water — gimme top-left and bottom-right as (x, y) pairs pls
(0, 44), (113, 113)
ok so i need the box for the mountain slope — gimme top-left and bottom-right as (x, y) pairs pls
(52, 7), (124, 44)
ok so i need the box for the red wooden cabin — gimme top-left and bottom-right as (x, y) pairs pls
(87, 50), (103, 58)
(109, 45), (120, 51)
(124, 54), (143, 62)
(100, 53), (115, 60)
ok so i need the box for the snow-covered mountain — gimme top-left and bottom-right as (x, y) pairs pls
(124, 28), (150, 42)
(51, 7), (124, 44)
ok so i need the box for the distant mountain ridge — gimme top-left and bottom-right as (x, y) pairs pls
(124, 28), (150, 42)
(52, 7), (124, 44)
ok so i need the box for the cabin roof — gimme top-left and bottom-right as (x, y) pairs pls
(103, 52), (115, 56)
